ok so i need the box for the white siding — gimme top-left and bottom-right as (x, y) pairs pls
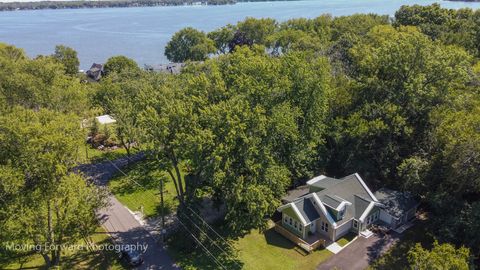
(379, 209), (392, 224)
(335, 220), (352, 241)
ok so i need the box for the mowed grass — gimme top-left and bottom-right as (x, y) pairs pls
(75, 142), (128, 164)
(108, 160), (180, 218)
(336, 232), (357, 247)
(0, 228), (126, 270)
(237, 226), (332, 270)
(168, 221), (333, 270)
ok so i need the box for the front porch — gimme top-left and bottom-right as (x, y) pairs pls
(274, 221), (327, 253)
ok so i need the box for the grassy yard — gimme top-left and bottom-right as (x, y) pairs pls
(336, 232), (357, 247)
(168, 221), (333, 270)
(108, 160), (180, 218)
(0, 228), (126, 270)
(369, 219), (434, 269)
(75, 142), (129, 164)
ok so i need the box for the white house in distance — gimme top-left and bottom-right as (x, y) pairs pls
(276, 173), (418, 251)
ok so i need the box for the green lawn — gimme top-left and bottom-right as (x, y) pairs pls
(336, 232), (357, 247)
(0, 228), (127, 270)
(75, 142), (129, 164)
(108, 160), (180, 218)
(168, 221), (333, 270)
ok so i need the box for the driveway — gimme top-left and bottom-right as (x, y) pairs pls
(77, 155), (179, 270)
(317, 233), (399, 270)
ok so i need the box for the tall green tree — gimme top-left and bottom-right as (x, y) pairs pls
(0, 108), (107, 267)
(165, 27), (216, 62)
(328, 25), (471, 186)
(52, 45), (80, 75)
(103, 55), (140, 76)
(408, 241), (471, 270)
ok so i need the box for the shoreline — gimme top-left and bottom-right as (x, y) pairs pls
(0, 0), (236, 11)
(0, 0), (299, 12)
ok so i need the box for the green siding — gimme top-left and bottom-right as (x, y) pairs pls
(283, 207), (301, 223)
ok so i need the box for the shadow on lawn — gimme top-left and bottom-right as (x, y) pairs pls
(263, 228), (296, 250)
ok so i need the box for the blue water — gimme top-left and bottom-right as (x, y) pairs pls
(1, 0), (480, 69)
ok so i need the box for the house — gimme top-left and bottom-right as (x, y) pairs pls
(276, 173), (418, 250)
(86, 63), (104, 81)
(144, 63), (185, 74)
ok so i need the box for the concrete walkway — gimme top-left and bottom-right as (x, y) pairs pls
(317, 233), (399, 270)
(325, 242), (343, 254)
(77, 154), (179, 270)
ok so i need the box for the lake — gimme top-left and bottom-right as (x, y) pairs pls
(1, 0), (480, 69)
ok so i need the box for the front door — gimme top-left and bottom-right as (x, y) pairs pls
(310, 222), (316, 233)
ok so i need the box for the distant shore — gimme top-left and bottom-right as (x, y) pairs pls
(0, 0), (233, 11)
(0, 0), (298, 12)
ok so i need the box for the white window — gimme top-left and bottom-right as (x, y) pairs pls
(284, 217), (288, 223)
(294, 221), (297, 229)
(321, 221), (329, 232)
(289, 217), (292, 225)
(353, 220), (358, 228)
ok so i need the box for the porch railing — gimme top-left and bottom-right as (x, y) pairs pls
(274, 222), (325, 253)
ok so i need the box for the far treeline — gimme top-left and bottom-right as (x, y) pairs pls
(0, 0), (297, 12)
(0, 4), (479, 269)
(0, 0), (234, 11)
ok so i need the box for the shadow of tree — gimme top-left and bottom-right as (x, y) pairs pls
(263, 228), (296, 250)
(369, 220), (434, 269)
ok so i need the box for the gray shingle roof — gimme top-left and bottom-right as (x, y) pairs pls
(280, 173), (377, 227)
(374, 188), (418, 219)
(281, 185), (310, 203)
(322, 194), (343, 209)
(354, 195), (371, 219)
(294, 198), (320, 224)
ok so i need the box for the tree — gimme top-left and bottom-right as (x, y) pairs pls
(208, 24), (236, 54)
(0, 108), (108, 267)
(164, 27), (216, 62)
(95, 75), (147, 156)
(407, 241), (471, 270)
(52, 45), (80, 75)
(395, 4), (479, 56)
(138, 75), (193, 205)
(0, 51), (89, 115)
(172, 47), (331, 231)
(0, 42), (26, 62)
(327, 25), (471, 186)
(236, 17), (277, 45)
(103, 55), (140, 76)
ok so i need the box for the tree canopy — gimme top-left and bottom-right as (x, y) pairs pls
(165, 27), (216, 62)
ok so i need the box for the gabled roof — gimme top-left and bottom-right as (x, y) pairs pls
(279, 173), (379, 227)
(374, 188), (418, 219)
(294, 198), (320, 224)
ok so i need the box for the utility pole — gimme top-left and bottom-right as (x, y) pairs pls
(159, 176), (165, 242)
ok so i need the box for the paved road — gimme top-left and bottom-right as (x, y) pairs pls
(77, 155), (179, 270)
(317, 233), (399, 270)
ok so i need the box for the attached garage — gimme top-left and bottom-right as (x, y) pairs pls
(374, 188), (419, 229)
(334, 219), (352, 241)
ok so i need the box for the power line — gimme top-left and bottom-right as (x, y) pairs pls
(177, 218), (227, 270)
(186, 205), (238, 252)
(179, 211), (242, 269)
(104, 156), (237, 268)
